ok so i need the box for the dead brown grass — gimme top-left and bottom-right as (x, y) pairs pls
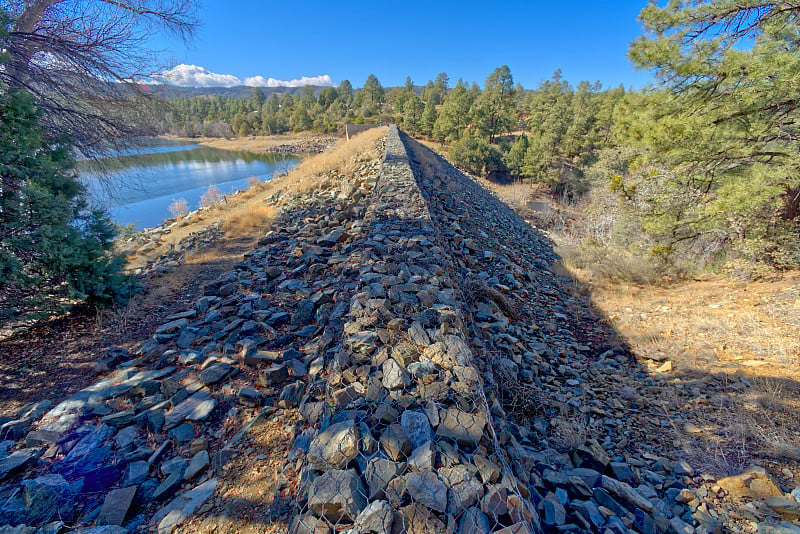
(221, 204), (276, 238)
(284, 126), (386, 190)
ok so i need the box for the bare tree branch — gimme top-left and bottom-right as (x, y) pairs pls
(1, 0), (199, 151)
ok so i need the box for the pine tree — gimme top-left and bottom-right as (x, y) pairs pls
(471, 65), (516, 143)
(0, 89), (127, 317)
(420, 98), (437, 137)
(362, 74), (385, 106)
(433, 83), (473, 143)
(626, 0), (800, 263)
(403, 96), (425, 135)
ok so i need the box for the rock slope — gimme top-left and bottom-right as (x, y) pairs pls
(1, 127), (798, 534)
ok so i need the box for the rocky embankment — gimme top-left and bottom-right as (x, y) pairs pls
(1, 127), (799, 534)
(263, 138), (336, 155)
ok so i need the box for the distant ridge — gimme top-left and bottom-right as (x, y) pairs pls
(146, 85), (330, 99)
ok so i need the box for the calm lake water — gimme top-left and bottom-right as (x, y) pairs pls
(80, 139), (299, 230)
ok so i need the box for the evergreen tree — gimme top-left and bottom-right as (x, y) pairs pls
(338, 80), (354, 106)
(301, 85), (316, 106)
(433, 83), (473, 142)
(420, 98), (438, 137)
(471, 65), (516, 143)
(504, 135), (529, 179)
(523, 70), (573, 187)
(403, 96), (425, 135)
(627, 0), (800, 263)
(290, 103), (313, 132)
(0, 89), (127, 317)
(434, 72), (449, 96)
(250, 87), (265, 110)
(362, 74), (385, 106)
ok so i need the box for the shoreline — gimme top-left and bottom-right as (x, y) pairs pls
(163, 133), (339, 154)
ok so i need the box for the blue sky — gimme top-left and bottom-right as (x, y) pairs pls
(156, 0), (653, 90)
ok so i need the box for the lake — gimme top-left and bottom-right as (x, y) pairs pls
(80, 139), (299, 230)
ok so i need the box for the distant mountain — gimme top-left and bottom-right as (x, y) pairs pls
(144, 85), (330, 99)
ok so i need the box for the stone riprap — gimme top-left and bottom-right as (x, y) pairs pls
(291, 126), (540, 533)
(2, 126), (799, 534)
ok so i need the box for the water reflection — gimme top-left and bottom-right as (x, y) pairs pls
(79, 139), (299, 230)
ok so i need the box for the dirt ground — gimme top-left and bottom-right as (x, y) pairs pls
(0, 234), (253, 418)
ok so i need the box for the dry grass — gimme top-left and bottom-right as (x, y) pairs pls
(463, 278), (520, 319)
(674, 375), (800, 476)
(549, 415), (590, 453)
(284, 126), (386, 191)
(222, 204), (276, 238)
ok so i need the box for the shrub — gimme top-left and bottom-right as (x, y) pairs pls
(447, 133), (505, 177)
(199, 185), (223, 208)
(168, 197), (189, 218)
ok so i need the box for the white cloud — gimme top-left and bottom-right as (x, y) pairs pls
(160, 65), (335, 88)
(162, 64), (241, 87)
(243, 74), (335, 88)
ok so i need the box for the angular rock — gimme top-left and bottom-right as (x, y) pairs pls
(114, 426), (139, 452)
(365, 457), (405, 500)
(291, 299), (316, 326)
(381, 358), (409, 390)
(123, 461), (149, 486)
(307, 469), (367, 522)
(96, 486), (137, 526)
(400, 410), (434, 450)
(380, 424), (411, 461)
(601, 475), (656, 513)
(259, 364), (289, 386)
(20, 474), (74, 524)
(164, 391), (216, 430)
(65, 425), (114, 462)
(408, 441), (435, 472)
(238, 387), (264, 407)
(151, 478), (217, 534)
(405, 470), (448, 513)
(459, 507), (491, 534)
(198, 362), (232, 386)
(289, 513), (331, 534)
(399, 502), (447, 533)
(307, 420), (360, 470)
(0, 448), (42, 481)
(572, 439), (610, 472)
(435, 408), (486, 447)
(0, 420), (29, 441)
(168, 423), (194, 444)
(184, 450), (209, 481)
(278, 381), (306, 408)
(153, 467), (186, 501)
(83, 465), (122, 492)
(354, 500), (396, 533)
(24, 430), (63, 448)
(719, 468), (782, 499)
